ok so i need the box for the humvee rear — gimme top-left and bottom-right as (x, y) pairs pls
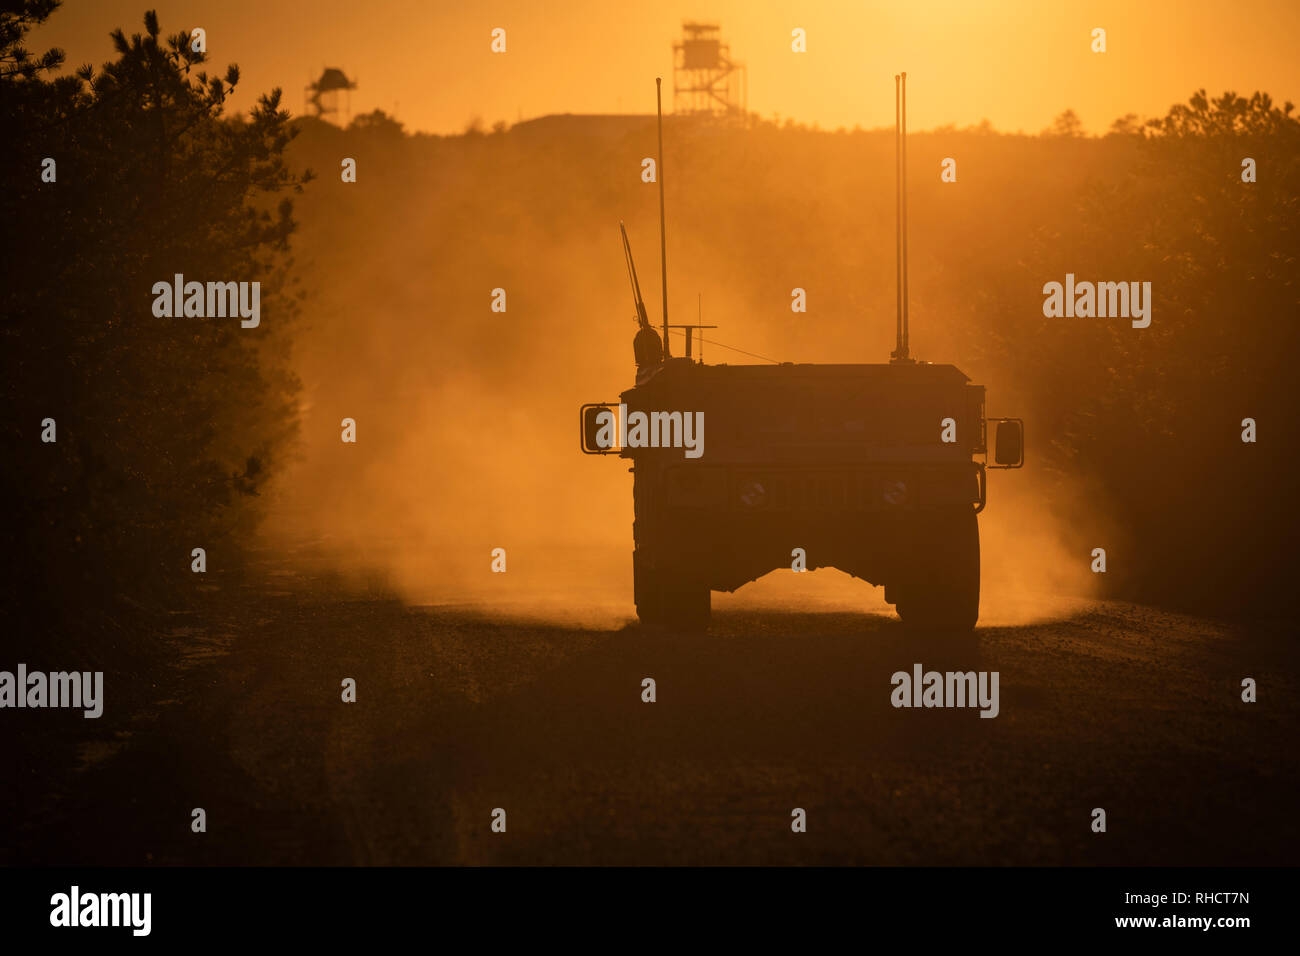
(586, 358), (1020, 630)
(582, 73), (1023, 632)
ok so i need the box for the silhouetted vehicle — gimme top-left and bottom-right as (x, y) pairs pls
(583, 75), (1023, 632)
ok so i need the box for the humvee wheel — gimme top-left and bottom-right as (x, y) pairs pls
(895, 509), (980, 633)
(634, 552), (711, 632)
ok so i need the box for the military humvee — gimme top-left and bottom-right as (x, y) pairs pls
(582, 75), (1023, 632)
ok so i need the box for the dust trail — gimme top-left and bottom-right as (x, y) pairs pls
(260, 119), (1104, 626)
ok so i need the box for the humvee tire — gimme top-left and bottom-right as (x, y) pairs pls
(894, 509), (980, 633)
(634, 551), (711, 631)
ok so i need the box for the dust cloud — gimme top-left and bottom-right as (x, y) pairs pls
(260, 115), (1104, 626)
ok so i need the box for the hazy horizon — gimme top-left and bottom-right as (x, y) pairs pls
(28, 0), (1300, 136)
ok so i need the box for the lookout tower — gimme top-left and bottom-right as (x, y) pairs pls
(672, 22), (746, 118)
(304, 67), (357, 124)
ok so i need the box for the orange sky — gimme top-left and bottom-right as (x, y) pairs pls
(31, 0), (1300, 134)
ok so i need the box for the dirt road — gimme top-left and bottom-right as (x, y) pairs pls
(7, 562), (1296, 866)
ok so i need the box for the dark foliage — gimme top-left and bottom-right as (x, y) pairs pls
(1015, 91), (1300, 611)
(0, 3), (311, 641)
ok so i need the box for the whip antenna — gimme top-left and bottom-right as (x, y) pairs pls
(656, 77), (671, 358)
(892, 72), (912, 363)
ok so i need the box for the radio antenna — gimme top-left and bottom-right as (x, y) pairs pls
(656, 77), (671, 358)
(620, 221), (650, 328)
(892, 72), (912, 363)
(902, 71), (910, 360)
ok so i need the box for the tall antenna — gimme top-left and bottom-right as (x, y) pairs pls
(892, 72), (912, 363)
(656, 77), (671, 358)
(894, 74), (902, 361)
(901, 71), (910, 361)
